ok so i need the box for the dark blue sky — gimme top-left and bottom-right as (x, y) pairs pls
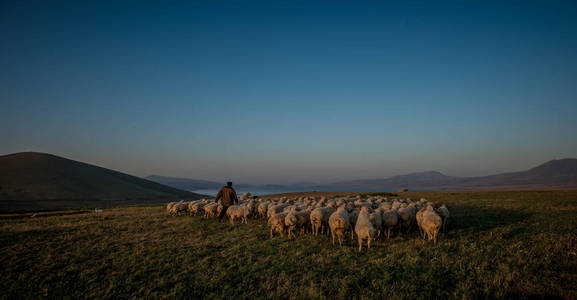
(1, 1), (576, 183)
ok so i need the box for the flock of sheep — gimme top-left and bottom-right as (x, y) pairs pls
(167, 193), (450, 251)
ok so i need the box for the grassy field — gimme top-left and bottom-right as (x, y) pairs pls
(1, 190), (576, 299)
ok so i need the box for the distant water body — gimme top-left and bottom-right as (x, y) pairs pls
(191, 187), (427, 197)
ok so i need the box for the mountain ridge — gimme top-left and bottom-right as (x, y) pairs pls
(0, 152), (207, 211)
(327, 159), (577, 189)
(147, 159), (577, 190)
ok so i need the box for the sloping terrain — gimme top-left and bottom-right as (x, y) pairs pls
(455, 159), (577, 188)
(326, 159), (577, 189)
(329, 171), (465, 188)
(0, 152), (206, 211)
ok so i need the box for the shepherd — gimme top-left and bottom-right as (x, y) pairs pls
(215, 181), (239, 222)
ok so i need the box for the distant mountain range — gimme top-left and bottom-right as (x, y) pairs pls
(148, 159), (577, 191)
(145, 175), (223, 190)
(317, 159), (577, 189)
(0, 152), (207, 211)
(145, 175), (315, 191)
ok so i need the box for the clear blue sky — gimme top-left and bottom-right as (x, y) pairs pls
(1, 0), (576, 184)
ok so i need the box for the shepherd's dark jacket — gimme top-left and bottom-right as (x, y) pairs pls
(214, 186), (239, 206)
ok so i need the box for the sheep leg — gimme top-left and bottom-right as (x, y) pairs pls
(331, 232), (335, 244)
(368, 237), (371, 249)
(270, 227), (274, 239)
(358, 238), (362, 252)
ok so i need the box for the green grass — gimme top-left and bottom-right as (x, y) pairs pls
(1, 190), (576, 299)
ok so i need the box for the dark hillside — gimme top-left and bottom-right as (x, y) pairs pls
(0, 152), (206, 210)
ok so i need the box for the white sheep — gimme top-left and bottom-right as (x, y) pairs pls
(170, 201), (188, 215)
(370, 210), (383, 239)
(355, 207), (376, 252)
(416, 206), (426, 238)
(203, 203), (219, 218)
(226, 205), (243, 225)
(382, 209), (398, 239)
(329, 206), (350, 246)
(268, 212), (289, 239)
(348, 209), (359, 240)
(397, 205), (416, 233)
(241, 202), (256, 223)
(285, 208), (310, 239)
(436, 204), (450, 231)
(267, 204), (289, 219)
(257, 202), (270, 219)
(166, 201), (177, 214)
(310, 207), (335, 236)
(189, 201), (207, 215)
(420, 205), (442, 244)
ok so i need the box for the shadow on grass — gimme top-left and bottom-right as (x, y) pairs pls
(448, 203), (532, 234)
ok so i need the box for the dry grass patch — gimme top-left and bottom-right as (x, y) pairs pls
(1, 190), (576, 299)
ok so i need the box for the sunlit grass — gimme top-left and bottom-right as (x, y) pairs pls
(1, 190), (576, 299)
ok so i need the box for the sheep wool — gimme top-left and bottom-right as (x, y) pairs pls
(329, 206), (350, 246)
(355, 207), (376, 252)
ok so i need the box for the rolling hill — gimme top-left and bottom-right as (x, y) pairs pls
(328, 171), (465, 189)
(0, 152), (207, 211)
(453, 159), (577, 189)
(327, 159), (577, 189)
